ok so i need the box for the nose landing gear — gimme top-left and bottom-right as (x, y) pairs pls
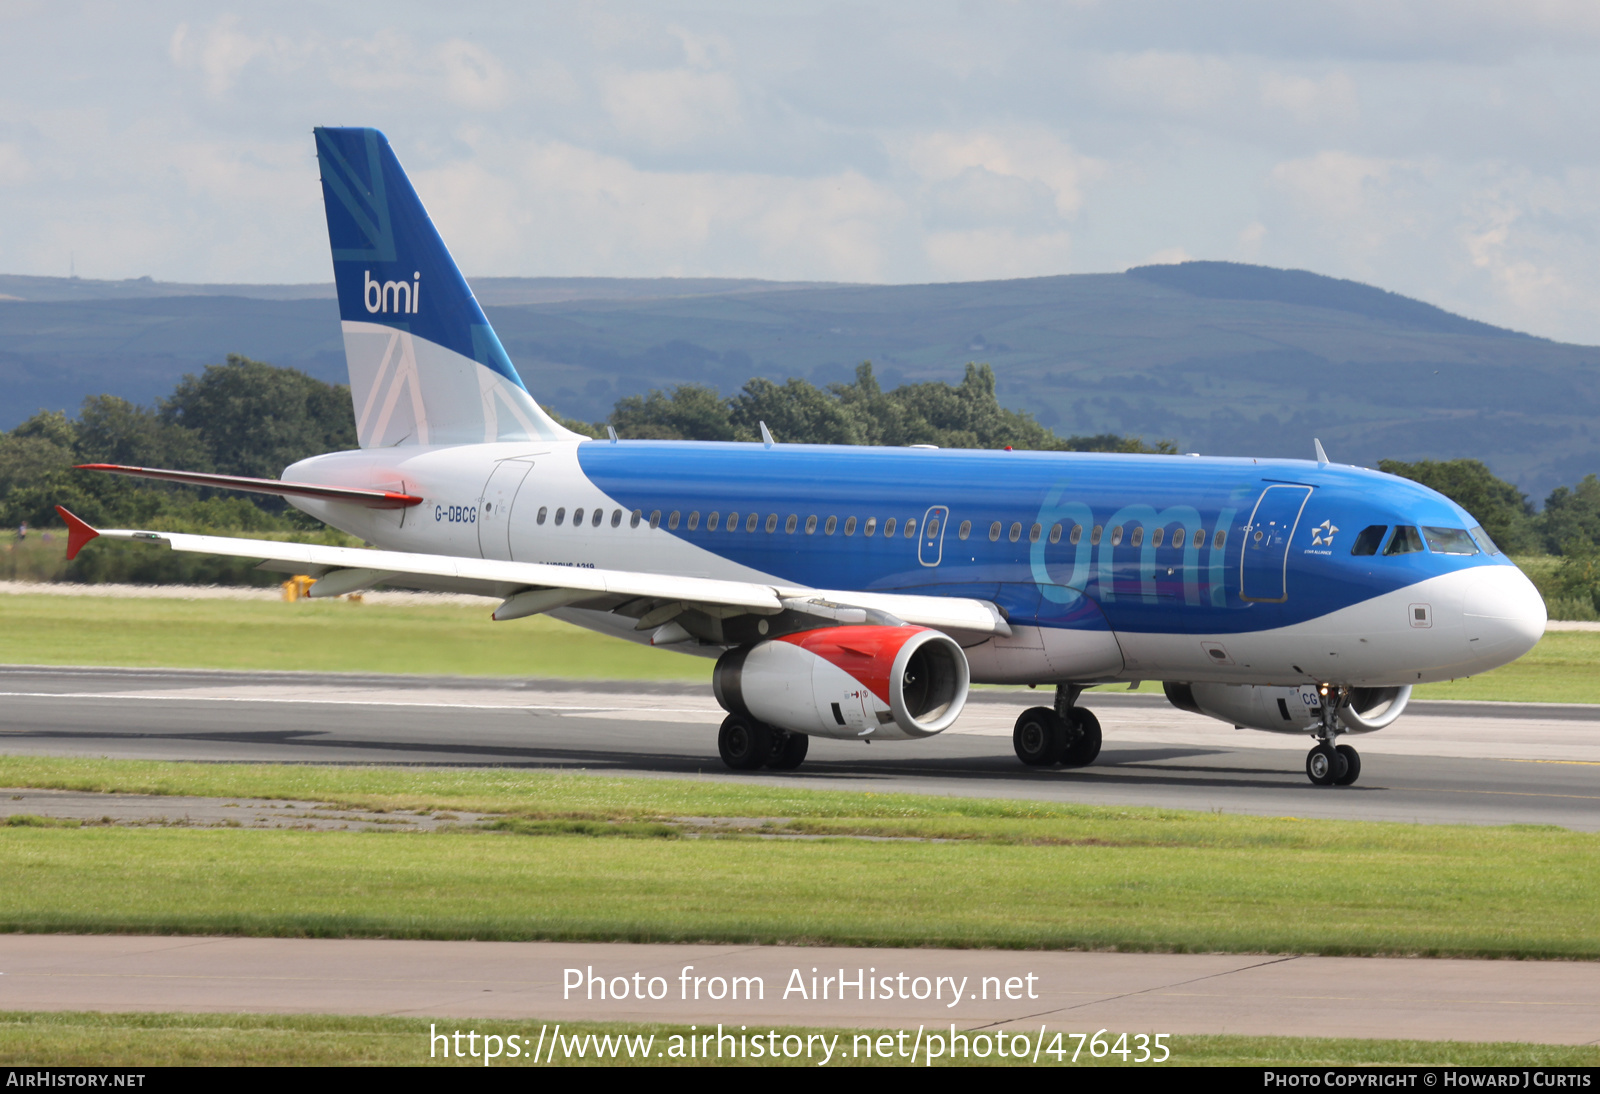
(1305, 685), (1361, 786)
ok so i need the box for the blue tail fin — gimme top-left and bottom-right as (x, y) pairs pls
(314, 127), (575, 446)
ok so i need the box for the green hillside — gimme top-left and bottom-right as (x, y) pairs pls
(2, 263), (1597, 498)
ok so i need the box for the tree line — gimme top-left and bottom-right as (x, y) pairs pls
(1, 355), (1598, 614)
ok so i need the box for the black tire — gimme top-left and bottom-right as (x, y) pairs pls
(1334, 744), (1361, 786)
(1305, 743), (1345, 786)
(767, 730), (810, 771)
(718, 715), (774, 771)
(1013, 706), (1063, 766)
(1059, 707), (1102, 767)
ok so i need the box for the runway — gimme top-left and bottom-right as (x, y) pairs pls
(2, 935), (1597, 1045)
(2, 665), (1597, 829)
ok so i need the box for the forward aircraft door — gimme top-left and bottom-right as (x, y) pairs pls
(919, 505), (949, 567)
(1240, 484), (1312, 603)
(478, 459), (533, 561)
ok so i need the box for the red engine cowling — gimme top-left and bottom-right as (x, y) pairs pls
(713, 625), (970, 740)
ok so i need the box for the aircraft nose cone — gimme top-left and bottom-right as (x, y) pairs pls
(1462, 565), (1547, 667)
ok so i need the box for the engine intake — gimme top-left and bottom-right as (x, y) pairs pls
(1164, 682), (1412, 734)
(714, 625), (969, 740)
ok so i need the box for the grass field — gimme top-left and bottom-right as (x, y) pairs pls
(1, 758), (1596, 959)
(1, 1012), (1595, 1067)
(1, 592), (1596, 701)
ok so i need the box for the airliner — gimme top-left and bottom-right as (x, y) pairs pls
(58, 127), (1547, 786)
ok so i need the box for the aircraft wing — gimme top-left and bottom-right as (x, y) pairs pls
(55, 508), (1011, 640)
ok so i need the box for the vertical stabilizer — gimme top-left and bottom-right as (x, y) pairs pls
(314, 127), (577, 447)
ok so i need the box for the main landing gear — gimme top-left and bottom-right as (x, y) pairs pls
(1014, 685), (1102, 768)
(718, 714), (809, 772)
(1305, 684), (1361, 787)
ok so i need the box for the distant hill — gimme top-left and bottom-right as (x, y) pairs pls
(1, 262), (1596, 500)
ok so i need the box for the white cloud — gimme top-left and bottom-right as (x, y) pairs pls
(901, 129), (1102, 218)
(1258, 70), (1360, 128)
(1093, 51), (1239, 117)
(600, 68), (743, 149)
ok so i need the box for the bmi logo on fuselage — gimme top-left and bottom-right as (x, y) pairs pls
(364, 270), (420, 315)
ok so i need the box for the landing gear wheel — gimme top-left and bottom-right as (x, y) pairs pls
(1334, 743), (1361, 786)
(1013, 706), (1064, 766)
(767, 730), (809, 771)
(1059, 708), (1102, 767)
(718, 714), (774, 771)
(1305, 742), (1347, 786)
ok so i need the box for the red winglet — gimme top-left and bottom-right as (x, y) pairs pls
(55, 506), (100, 560)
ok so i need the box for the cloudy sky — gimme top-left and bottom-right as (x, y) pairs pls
(4, 2), (1600, 341)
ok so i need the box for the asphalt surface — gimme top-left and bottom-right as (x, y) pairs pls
(3, 936), (1597, 1045)
(3, 664), (1597, 829)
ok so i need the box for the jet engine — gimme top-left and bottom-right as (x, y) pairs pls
(713, 625), (969, 741)
(1163, 682), (1412, 735)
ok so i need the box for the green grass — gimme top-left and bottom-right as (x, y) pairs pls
(0, 593), (708, 681)
(0, 759), (1596, 959)
(3, 590), (1597, 701)
(0, 1012), (1595, 1067)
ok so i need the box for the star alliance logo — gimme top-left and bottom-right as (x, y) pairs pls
(1311, 519), (1339, 547)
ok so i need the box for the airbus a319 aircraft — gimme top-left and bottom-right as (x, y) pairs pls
(59, 127), (1548, 786)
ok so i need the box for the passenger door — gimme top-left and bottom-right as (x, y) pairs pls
(1240, 484), (1312, 603)
(478, 459), (533, 561)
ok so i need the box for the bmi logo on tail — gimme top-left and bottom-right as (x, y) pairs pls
(364, 270), (420, 314)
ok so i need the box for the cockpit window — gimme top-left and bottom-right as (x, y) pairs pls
(1383, 526), (1425, 555)
(1350, 525), (1387, 556)
(1469, 525), (1502, 556)
(1422, 526), (1480, 555)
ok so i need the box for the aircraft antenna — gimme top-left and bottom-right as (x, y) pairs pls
(1313, 438), (1330, 465)
(760, 421), (775, 449)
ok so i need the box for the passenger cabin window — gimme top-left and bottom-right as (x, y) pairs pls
(1029, 523), (1042, 543)
(746, 513), (759, 533)
(708, 512), (721, 531)
(1091, 525), (1103, 545)
(1384, 526), (1425, 555)
(864, 517), (877, 537)
(1422, 526), (1479, 555)
(611, 509), (622, 528)
(1110, 525), (1124, 546)
(1213, 530), (1226, 549)
(1470, 525), (1501, 555)
(649, 510), (661, 529)
(687, 511), (700, 530)
(536, 506), (548, 525)
(1070, 525), (1082, 545)
(1173, 528), (1185, 548)
(844, 516), (857, 536)
(824, 516), (837, 535)
(904, 518), (916, 538)
(959, 520), (971, 540)
(726, 512), (739, 531)
(591, 508), (603, 527)
(765, 514), (778, 533)
(554, 507), (566, 526)
(1008, 522), (1021, 542)
(668, 511), (680, 530)
(804, 515), (817, 535)
(884, 518), (898, 537)
(1151, 528), (1163, 548)
(1130, 527), (1143, 547)
(989, 522), (1001, 541)
(573, 507), (585, 526)
(1048, 524), (1061, 544)
(1350, 525), (1387, 556)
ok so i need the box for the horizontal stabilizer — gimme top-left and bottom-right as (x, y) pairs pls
(74, 464), (422, 509)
